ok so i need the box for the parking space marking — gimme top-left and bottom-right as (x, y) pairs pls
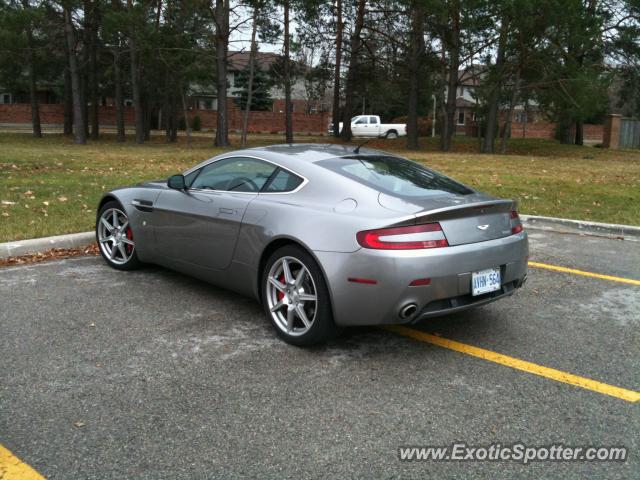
(0, 444), (44, 480)
(384, 325), (640, 403)
(528, 261), (640, 286)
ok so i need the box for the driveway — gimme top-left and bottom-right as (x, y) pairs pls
(0, 229), (638, 479)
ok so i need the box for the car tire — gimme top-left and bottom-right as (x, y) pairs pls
(386, 130), (398, 139)
(96, 200), (142, 271)
(262, 245), (338, 346)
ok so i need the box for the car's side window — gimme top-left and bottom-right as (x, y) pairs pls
(263, 168), (304, 193)
(190, 157), (277, 193)
(369, 116), (379, 124)
(354, 117), (368, 125)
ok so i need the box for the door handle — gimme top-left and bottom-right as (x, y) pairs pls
(219, 207), (235, 214)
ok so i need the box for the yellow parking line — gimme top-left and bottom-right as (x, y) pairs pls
(528, 261), (640, 286)
(0, 444), (44, 480)
(383, 325), (640, 403)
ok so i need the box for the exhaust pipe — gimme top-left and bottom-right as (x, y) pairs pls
(399, 303), (418, 320)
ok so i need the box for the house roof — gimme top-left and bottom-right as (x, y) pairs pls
(458, 66), (486, 86)
(456, 97), (476, 108)
(227, 51), (281, 72)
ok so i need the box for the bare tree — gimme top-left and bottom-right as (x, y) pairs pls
(21, 0), (42, 137)
(406, 2), (424, 150)
(214, 0), (230, 147)
(241, 6), (259, 147)
(482, 20), (508, 153)
(63, 5), (86, 144)
(340, 0), (365, 142)
(440, 0), (460, 151)
(283, 0), (293, 143)
(331, 0), (342, 137)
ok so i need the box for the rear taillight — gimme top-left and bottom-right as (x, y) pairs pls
(356, 223), (449, 250)
(510, 209), (523, 234)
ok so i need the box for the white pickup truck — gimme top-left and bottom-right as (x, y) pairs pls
(329, 115), (407, 138)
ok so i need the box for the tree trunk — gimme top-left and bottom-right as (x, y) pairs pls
(143, 95), (151, 141)
(22, 0), (41, 137)
(85, 0), (100, 139)
(214, 0), (230, 147)
(440, 0), (459, 151)
(406, 3), (424, 150)
(331, 0), (343, 137)
(63, 65), (73, 135)
(113, 50), (125, 142)
(241, 7), (259, 147)
(283, 0), (293, 143)
(340, 0), (365, 142)
(482, 20), (508, 153)
(574, 119), (584, 145)
(63, 6), (86, 144)
(181, 87), (192, 148)
(500, 73), (520, 153)
(127, 0), (144, 143)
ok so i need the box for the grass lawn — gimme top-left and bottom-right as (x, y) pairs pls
(1, 132), (639, 242)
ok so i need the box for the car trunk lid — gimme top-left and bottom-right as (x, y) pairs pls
(415, 199), (514, 246)
(378, 192), (514, 246)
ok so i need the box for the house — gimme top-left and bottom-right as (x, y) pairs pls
(447, 66), (603, 141)
(0, 50), (330, 134)
(190, 50), (329, 116)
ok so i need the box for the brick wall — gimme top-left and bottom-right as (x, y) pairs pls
(0, 100), (329, 134)
(192, 99), (328, 134)
(510, 122), (603, 141)
(0, 104), (137, 126)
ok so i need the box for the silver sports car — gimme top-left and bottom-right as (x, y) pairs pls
(96, 144), (528, 345)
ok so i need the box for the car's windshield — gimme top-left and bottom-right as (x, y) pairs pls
(317, 155), (473, 197)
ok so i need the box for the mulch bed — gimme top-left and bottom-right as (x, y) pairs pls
(0, 243), (100, 268)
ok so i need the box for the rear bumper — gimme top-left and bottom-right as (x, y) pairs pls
(314, 232), (528, 327)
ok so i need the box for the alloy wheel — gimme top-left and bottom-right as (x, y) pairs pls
(97, 207), (135, 265)
(266, 256), (318, 336)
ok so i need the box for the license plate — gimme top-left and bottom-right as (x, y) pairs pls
(471, 268), (501, 296)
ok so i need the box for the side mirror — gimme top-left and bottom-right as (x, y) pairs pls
(167, 174), (186, 190)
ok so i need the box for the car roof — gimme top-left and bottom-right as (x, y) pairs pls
(243, 143), (392, 164)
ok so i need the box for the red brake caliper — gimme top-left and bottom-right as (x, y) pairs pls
(125, 227), (134, 253)
(277, 274), (285, 301)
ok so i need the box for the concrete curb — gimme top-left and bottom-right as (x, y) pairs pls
(521, 215), (640, 242)
(0, 231), (95, 258)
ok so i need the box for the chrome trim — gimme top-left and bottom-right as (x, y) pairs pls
(183, 154), (309, 196)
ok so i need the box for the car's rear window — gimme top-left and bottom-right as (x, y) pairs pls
(317, 155), (473, 197)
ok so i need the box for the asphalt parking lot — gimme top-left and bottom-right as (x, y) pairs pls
(1, 229), (638, 479)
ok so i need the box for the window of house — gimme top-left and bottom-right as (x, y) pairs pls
(515, 112), (527, 123)
(458, 86), (464, 97)
(190, 157), (277, 192)
(457, 111), (465, 125)
(1, 94), (10, 104)
(124, 99), (133, 107)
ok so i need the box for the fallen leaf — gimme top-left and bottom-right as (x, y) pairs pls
(1, 200), (16, 205)
(74, 421), (86, 428)
(57, 196), (68, 202)
(42, 201), (49, 206)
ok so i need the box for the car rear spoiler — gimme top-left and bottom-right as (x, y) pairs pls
(413, 199), (515, 223)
